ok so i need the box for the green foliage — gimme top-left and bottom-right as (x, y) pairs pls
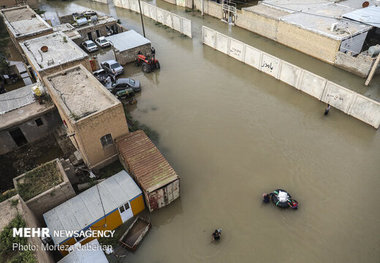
(8, 250), (36, 263)
(10, 199), (18, 207)
(17, 161), (62, 201)
(0, 215), (26, 256)
(0, 189), (17, 203)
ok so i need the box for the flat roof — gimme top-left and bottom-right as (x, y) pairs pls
(20, 32), (88, 72)
(343, 6), (380, 27)
(0, 6), (52, 38)
(44, 65), (119, 122)
(105, 30), (151, 52)
(249, 0), (374, 40)
(117, 130), (179, 193)
(43, 170), (142, 245)
(58, 239), (108, 263)
(0, 84), (55, 130)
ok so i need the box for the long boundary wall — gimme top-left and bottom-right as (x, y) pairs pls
(113, 0), (192, 38)
(202, 26), (380, 129)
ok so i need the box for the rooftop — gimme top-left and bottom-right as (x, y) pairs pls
(15, 159), (63, 201)
(105, 30), (151, 52)
(44, 65), (119, 122)
(117, 130), (179, 193)
(0, 5), (52, 38)
(0, 84), (55, 130)
(20, 32), (88, 72)
(43, 170), (142, 244)
(244, 0), (374, 40)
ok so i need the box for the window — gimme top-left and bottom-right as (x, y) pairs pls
(124, 203), (130, 210)
(119, 205), (125, 213)
(35, 118), (43, 126)
(100, 134), (113, 147)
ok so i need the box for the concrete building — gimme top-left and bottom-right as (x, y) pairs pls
(59, 13), (126, 41)
(105, 30), (152, 65)
(0, 5), (53, 56)
(0, 0), (38, 9)
(43, 65), (129, 169)
(19, 32), (91, 80)
(53, 23), (82, 45)
(13, 159), (76, 222)
(43, 170), (145, 256)
(0, 84), (61, 155)
(117, 130), (180, 212)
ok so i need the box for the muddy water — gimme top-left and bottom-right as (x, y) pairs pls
(41, 1), (380, 262)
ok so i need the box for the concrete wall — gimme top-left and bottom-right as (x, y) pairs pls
(194, 0), (222, 19)
(0, 109), (61, 155)
(113, 0), (192, 37)
(334, 51), (374, 78)
(202, 26), (380, 128)
(14, 160), (76, 222)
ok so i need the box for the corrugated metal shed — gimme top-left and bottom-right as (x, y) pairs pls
(117, 131), (179, 193)
(0, 84), (36, 115)
(343, 6), (380, 27)
(43, 170), (142, 244)
(105, 30), (151, 52)
(57, 239), (108, 263)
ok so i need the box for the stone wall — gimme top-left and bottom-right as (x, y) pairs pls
(115, 43), (151, 65)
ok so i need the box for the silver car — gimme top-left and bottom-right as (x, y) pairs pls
(95, 37), (111, 48)
(101, 60), (124, 76)
(82, 40), (98, 53)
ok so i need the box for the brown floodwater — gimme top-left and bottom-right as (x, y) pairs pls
(40, 1), (380, 262)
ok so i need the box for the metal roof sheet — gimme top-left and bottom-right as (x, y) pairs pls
(343, 6), (380, 27)
(105, 30), (151, 52)
(117, 131), (179, 193)
(0, 85), (36, 115)
(57, 239), (108, 263)
(43, 170), (142, 244)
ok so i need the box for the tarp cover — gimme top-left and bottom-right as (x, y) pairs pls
(278, 191), (288, 202)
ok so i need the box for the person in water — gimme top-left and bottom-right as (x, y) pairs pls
(212, 228), (222, 241)
(324, 103), (331, 115)
(262, 193), (270, 203)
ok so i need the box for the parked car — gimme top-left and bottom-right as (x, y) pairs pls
(82, 40), (98, 53)
(107, 85), (135, 100)
(93, 69), (115, 88)
(95, 37), (111, 48)
(111, 78), (141, 92)
(101, 60), (124, 76)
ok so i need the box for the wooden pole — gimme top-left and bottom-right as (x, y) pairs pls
(365, 54), (380, 86)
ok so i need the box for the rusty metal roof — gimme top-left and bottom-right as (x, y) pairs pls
(117, 130), (179, 193)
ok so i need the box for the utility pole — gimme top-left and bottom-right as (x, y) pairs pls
(365, 54), (380, 86)
(137, 0), (146, 37)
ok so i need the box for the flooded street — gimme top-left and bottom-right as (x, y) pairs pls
(41, 1), (380, 262)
